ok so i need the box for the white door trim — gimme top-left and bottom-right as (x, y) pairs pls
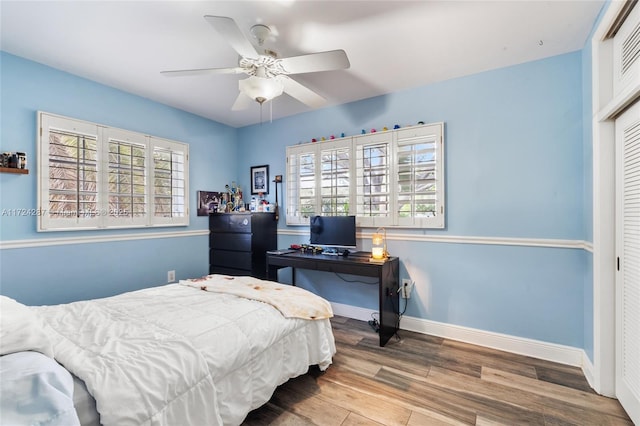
(591, 0), (640, 399)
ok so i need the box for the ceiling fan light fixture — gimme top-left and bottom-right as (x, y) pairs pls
(239, 75), (284, 104)
(250, 24), (271, 46)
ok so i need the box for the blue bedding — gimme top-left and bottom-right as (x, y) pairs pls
(0, 351), (80, 426)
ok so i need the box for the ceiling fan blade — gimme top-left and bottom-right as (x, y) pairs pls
(204, 15), (258, 59)
(231, 92), (252, 111)
(160, 67), (244, 77)
(281, 76), (326, 108)
(279, 50), (350, 75)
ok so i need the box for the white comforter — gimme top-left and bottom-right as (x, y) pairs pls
(35, 283), (336, 426)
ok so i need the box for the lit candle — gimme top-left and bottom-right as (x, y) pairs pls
(372, 247), (384, 259)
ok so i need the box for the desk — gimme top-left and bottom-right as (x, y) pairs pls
(266, 251), (399, 347)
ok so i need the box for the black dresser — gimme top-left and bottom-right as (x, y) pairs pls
(209, 212), (277, 279)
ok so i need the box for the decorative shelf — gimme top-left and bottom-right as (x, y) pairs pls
(0, 167), (29, 174)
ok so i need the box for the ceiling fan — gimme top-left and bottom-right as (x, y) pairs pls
(161, 15), (350, 111)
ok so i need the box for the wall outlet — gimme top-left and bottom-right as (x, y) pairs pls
(401, 278), (413, 299)
(167, 270), (175, 283)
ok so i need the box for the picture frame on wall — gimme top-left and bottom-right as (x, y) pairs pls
(250, 165), (269, 195)
(197, 191), (220, 216)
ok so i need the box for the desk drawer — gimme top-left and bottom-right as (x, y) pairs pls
(210, 250), (252, 270)
(211, 233), (251, 251)
(267, 255), (317, 270)
(326, 262), (378, 277)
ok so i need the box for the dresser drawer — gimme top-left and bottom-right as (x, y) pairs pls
(210, 233), (251, 251)
(210, 266), (249, 276)
(209, 213), (252, 233)
(210, 249), (252, 271)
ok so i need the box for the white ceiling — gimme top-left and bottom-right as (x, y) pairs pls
(0, 0), (604, 128)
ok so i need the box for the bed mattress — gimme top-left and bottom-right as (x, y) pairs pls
(34, 281), (336, 425)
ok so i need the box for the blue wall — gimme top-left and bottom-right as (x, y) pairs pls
(0, 52), (238, 304)
(1, 49), (591, 349)
(238, 52), (588, 348)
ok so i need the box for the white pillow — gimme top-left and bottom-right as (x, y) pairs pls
(0, 295), (54, 357)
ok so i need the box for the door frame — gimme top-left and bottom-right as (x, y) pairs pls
(591, 0), (640, 398)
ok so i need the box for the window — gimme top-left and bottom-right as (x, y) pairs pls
(320, 141), (351, 215)
(38, 112), (189, 231)
(286, 122), (444, 228)
(355, 132), (392, 227)
(395, 125), (444, 228)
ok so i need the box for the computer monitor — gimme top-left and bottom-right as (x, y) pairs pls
(309, 215), (357, 249)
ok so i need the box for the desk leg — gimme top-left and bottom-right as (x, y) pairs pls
(266, 263), (279, 281)
(291, 268), (296, 286)
(378, 259), (400, 347)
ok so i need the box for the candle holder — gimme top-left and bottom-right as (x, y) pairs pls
(369, 227), (388, 263)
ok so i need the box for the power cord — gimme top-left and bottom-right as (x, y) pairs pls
(390, 285), (409, 341)
(368, 312), (380, 333)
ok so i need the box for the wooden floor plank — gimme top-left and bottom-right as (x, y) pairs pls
(425, 366), (547, 425)
(282, 367), (413, 426)
(341, 412), (386, 426)
(242, 401), (310, 426)
(335, 343), (431, 377)
(474, 415), (517, 426)
(244, 317), (632, 426)
(481, 367), (630, 419)
(321, 359), (478, 424)
(408, 409), (471, 426)
(436, 339), (539, 379)
(534, 364), (594, 393)
(269, 383), (351, 426)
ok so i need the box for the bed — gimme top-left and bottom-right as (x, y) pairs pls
(0, 274), (336, 425)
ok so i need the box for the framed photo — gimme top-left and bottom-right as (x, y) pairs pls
(250, 165), (269, 195)
(197, 191), (221, 216)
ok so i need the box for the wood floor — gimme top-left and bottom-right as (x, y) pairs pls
(243, 316), (633, 426)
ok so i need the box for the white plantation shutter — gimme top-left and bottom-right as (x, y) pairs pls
(355, 132), (393, 227)
(39, 114), (101, 230)
(106, 129), (147, 227)
(286, 144), (317, 225)
(151, 137), (188, 226)
(394, 124), (445, 228)
(38, 112), (189, 231)
(320, 139), (353, 215)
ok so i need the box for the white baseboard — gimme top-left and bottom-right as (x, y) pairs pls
(582, 351), (596, 390)
(330, 302), (378, 322)
(400, 315), (584, 367)
(331, 304), (588, 371)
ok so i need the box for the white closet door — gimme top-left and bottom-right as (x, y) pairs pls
(615, 99), (640, 425)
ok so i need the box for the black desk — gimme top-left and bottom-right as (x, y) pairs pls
(266, 251), (399, 347)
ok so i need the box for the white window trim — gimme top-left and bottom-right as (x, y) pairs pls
(286, 122), (445, 229)
(37, 111), (189, 231)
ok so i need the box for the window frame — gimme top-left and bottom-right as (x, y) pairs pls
(285, 122), (445, 229)
(38, 111), (189, 231)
